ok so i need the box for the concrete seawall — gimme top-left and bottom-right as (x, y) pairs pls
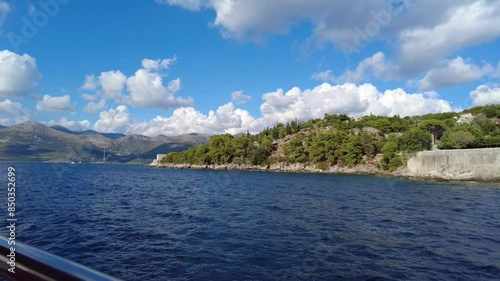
(401, 148), (500, 181)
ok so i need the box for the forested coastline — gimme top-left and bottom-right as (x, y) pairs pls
(158, 105), (500, 173)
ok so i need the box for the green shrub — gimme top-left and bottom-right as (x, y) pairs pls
(315, 162), (329, 171)
(388, 155), (404, 172)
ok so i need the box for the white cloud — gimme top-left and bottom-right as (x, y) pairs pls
(0, 99), (24, 115)
(418, 57), (494, 90)
(156, 0), (416, 47)
(126, 70), (192, 108)
(0, 98), (31, 125)
(88, 103), (255, 136)
(311, 70), (334, 82)
(231, 90), (251, 104)
(156, 0), (203, 11)
(82, 93), (97, 101)
(83, 99), (106, 113)
(257, 83), (452, 125)
(161, 1), (500, 81)
(36, 95), (73, 113)
(371, 88), (453, 117)
(48, 117), (91, 132)
(80, 71), (126, 101)
(132, 102), (255, 136)
(397, 0), (500, 75)
(470, 85), (500, 106)
(99, 70), (127, 100)
(324, 52), (394, 83)
(141, 56), (176, 70)
(0, 50), (41, 97)
(93, 105), (131, 133)
(80, 75), (98, 90)
(102, 82), (453, 136)
(81, 56), (193, 109)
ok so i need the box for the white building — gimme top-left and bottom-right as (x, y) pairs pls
(456, 112), (473, 124)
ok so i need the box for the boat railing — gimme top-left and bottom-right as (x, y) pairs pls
(0, 236), (120, 281)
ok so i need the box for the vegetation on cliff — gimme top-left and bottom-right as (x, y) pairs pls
(160, 105), (500, 171)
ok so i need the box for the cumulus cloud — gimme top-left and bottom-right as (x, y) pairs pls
(83, 99), (106, 113)
(48, 117), (91, 132)
(36, 95), (73, 113)
(0, 98), (31, 125)
(257, 83), (452, 125)
(311, 69), (335, 82)
(157, 0), (411, 44)
(321, 52), (394, 83)
(81, 75), (98, 91)
(0, 50), (41, 97)
(157, 0), (395, 44)
(126, 72), (192, 108)
(161, 0), (500, 81)
(231, 90), (251, 104)
(80, 56), (193, 109)
(132, 103), (255, 136)
(418, 57), (494, 90)
(397, 0), (500, 75)
(84, 82), (453, 136)
(82, 93), (97, 101)
(141, 56), (176, 70)
(0, 99), (24, 115)
(99, 70), (127, 100)
(93, 105), (131, 133)
(470, 85), (500, 106)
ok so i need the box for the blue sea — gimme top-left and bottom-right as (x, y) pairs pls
(1, 163), (499, 280)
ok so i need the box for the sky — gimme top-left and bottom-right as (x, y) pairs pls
(0, 0), (499, 136)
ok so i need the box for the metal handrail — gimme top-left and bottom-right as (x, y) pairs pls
(0, 236), (120, 281)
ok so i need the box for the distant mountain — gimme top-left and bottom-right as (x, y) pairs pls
(0, 122), (209, 163)
(49, 125), (76, 135)
(50, 125), (125, 139)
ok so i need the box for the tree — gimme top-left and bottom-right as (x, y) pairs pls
(382, 141), (397, 157)
(388, 156), (403, 172)
(374, 118), (393, 134)
(337, 140), (362, 167)
(380, 141), (397, 170)
(419, 119), (447, 144)
(397, 128), (432, 152)
(439, 130), (476, 149)
(472, 114), (495, 135)
(208, 134), (235, 164)
(284, 134), (308, 163)
(232, 136), (250, 158)
(247, 146), (270, 165)
(194, 145), (210, 164)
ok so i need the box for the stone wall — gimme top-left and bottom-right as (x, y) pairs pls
(402, 148), (500, 181)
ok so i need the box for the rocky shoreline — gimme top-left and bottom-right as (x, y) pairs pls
(149, 155), (500, 183)
(149, 161), (392, 176)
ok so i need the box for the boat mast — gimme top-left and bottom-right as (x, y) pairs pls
(103, 147), (106, 163)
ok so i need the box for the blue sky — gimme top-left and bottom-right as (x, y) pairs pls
(0, 0), (499, 136)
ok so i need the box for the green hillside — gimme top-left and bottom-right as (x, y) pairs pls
(160, 105), (500, 172)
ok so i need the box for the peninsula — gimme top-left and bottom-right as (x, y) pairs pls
(151, 105), (500, 182)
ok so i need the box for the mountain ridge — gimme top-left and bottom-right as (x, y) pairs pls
(0, 121), (209, 163)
